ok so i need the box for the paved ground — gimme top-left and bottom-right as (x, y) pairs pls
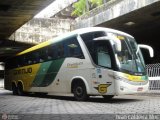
(0, 88), (160, 120)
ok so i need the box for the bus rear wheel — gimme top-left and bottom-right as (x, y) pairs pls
(17, 83), (25, 96)
(12, 83), (18, 95)
(73, 82), (88, 101)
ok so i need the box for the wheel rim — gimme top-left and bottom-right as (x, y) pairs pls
(18, 85), (23, 95)
(12, 85), (17, 94)
(73, 83), (88, 101)
(76, 86), (83, 96)
(18, 87), (21, 95)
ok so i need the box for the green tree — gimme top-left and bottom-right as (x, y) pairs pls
(90, 0), (103, 6)
(71, 0), (88, 16)
(72, 0), (103, 16)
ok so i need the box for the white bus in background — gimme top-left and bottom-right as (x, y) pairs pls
(5, 27), (154, 101)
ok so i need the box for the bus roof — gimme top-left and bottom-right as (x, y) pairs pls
(74, 27), (133, 38)
(17, 27), (133, 56)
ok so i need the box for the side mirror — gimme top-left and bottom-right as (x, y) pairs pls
(112, 36), (122, 52)
(138, 44), (154, 58)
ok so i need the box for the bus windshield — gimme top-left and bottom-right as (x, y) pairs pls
(115, 36), (146, 75)
(80, 31), (146, 75)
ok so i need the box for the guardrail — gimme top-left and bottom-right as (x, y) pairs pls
(146, 63), (160, 91)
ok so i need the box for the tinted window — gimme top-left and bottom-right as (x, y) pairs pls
(66, 36), (84, 59)
(39, 48), (48, 62)
(57, 43), (64, 58)
(32, 52), (40, 64)
(96, 41), (111, 68)
(6, 35), (85, 69)
(47, 45), (57, 60)
(81, 31), (106, 44)
(81, 31), (106, 61)
(17, 56), (25, 67)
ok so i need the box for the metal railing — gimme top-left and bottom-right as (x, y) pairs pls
(146, 63), (160, 91)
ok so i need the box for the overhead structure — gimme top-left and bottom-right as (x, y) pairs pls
(73, 0), (160, 64)
(0, 0), (55, 39)
(0, 0), (55, 61)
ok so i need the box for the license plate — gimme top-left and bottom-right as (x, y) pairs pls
(137, 87), (143, 91)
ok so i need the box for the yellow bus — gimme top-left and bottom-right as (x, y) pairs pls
(5, 27), (154, 101)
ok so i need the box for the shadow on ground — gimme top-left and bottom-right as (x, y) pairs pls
(0, 89), (143, 103)
(25, 93), (143, 104)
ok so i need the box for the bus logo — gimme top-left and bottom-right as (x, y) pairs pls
(98, 84), (111, 94)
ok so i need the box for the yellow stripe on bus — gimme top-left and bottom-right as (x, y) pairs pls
(10, 63), (41, 91)
(124, 73), (145, 82)
(17, 41), (50, 56)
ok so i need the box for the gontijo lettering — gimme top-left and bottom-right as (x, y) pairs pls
(14, 67), (32, 75)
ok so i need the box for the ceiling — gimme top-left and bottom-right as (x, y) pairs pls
(0, 0), (55, 61)
(98, 1), (160, 36)
(0, 0), (55, 39)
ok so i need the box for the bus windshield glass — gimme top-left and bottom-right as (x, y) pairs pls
(80, 31), (146, 75)
(115, 35), (146, 75)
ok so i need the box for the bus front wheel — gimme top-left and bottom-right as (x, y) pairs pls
(73, 82), (88, 101)
(103, 95), (114, 100)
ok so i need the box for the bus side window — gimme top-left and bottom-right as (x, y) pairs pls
(28, 57), (33, 64)
(57, 43), (64, 58)
(25, 53), (33, 65)
(23, 55), (28, 66)
(96, 41), (111, 68)
(32, 51), (40, 63)
(47, 47), (53, 60)
(17, 56), (25, 67)
(66, 37), (84, 59)
(39, 48), (48, 62)
(11, 58), (18, 68)
(48, 45), (57, 60)
(80, 31), (106, 60)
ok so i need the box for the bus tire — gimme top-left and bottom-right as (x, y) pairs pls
(12, 83), (18, 95)
(103, 95), (114, 100)
(73, 81), (88, 101)
(17, 83), (24, 96)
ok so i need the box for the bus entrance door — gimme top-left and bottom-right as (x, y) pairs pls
(96, 68), (115, 95)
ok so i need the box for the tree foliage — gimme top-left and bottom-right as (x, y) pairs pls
(71, 0), (87, 16)
(72, 0), (103, 16)
(90, 0), (103, 6)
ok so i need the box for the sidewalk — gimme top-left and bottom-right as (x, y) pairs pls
(134, 90), (160, 97)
